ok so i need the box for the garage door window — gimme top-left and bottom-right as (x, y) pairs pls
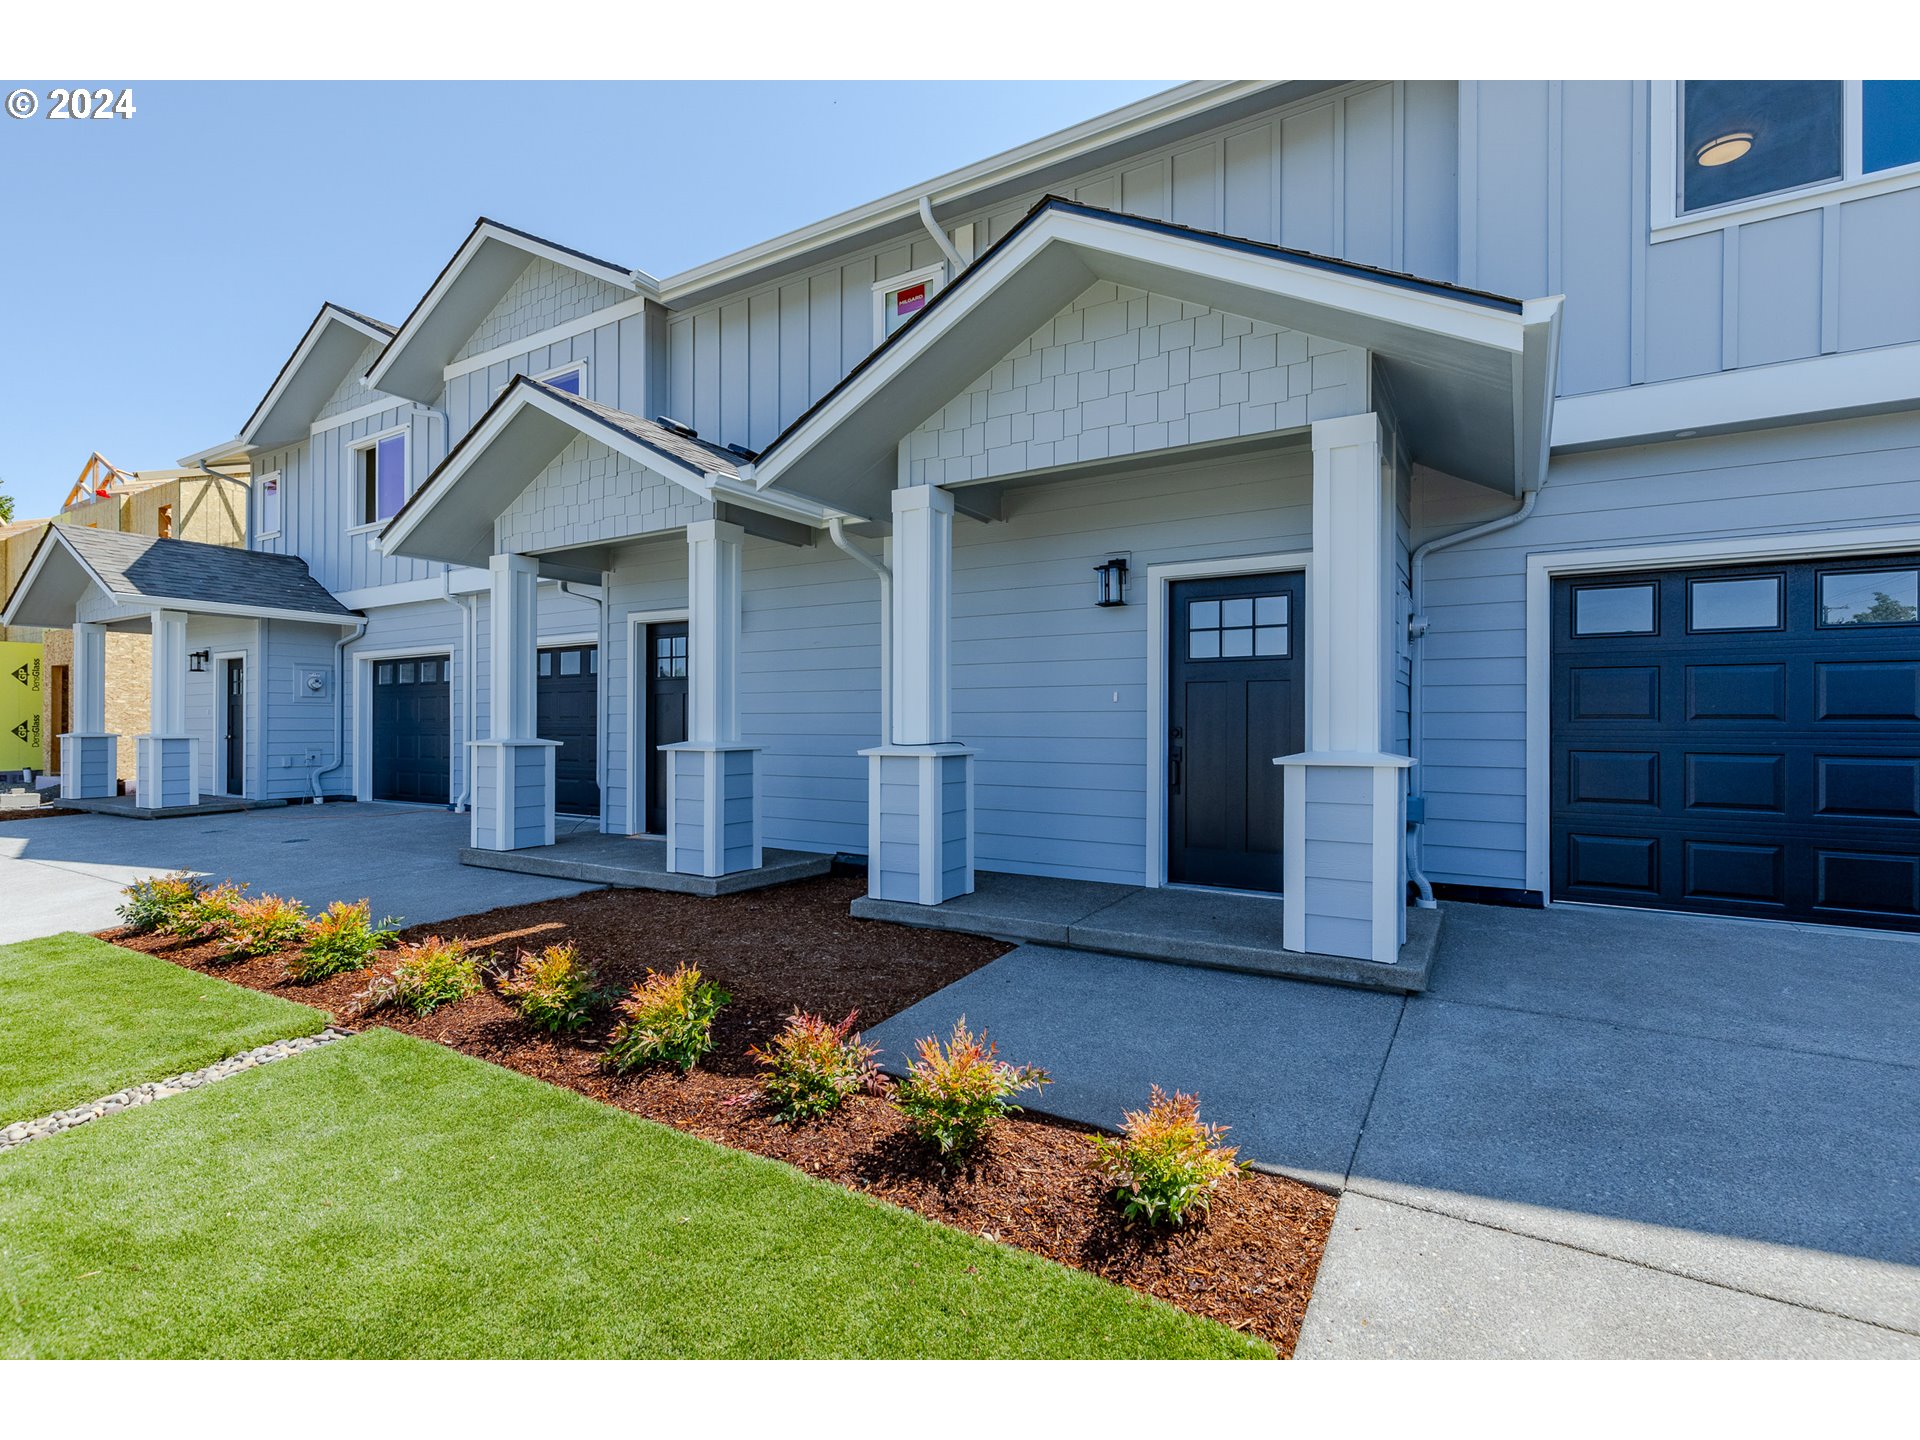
(1688, 575), (1781, 632)
(1821, 568), (1919, 627)
(1572, 582), (1656, 636)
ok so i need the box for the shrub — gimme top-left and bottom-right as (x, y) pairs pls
(891, 1017), (1049, 1158)
(390, 936), (482, 1016)
(174, 881), (249, 941)
(500, 943), (606, 1034)
(1089, 1086), (1245, 1228)
(218, 893), (310, 959)
(747, 1009), (881, 1121)
(286, 900), (398, 982)
(604, 963), (731, 1073)
(116, 872), (204, 934)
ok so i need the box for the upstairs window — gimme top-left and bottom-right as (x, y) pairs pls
(536, 363), (584, 396)
(354, 430), (407, 527)
(256, 471), (282, 540)
(872, 263), (945, 342)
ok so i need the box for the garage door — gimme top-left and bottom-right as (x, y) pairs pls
(538, 644), (600, 818)
(371, 655), (450, 805)
(1551, 554), (1920, 931)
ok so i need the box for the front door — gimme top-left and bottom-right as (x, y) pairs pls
(222, 658), (245, 796)
(538, 644), (600, 818)
(1167, 571), (1305, 892)
(644, 622), (688, 835)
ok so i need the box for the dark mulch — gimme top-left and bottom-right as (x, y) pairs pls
(0, 806), (82, 822)
(110, 873), (1335, 1355)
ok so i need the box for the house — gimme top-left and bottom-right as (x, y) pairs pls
(0, 451), (251, 784)
(6, 80), (1918, 972)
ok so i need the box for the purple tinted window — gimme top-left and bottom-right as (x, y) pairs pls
(544, 368), (582, 395)
(376, 434), (406, 520)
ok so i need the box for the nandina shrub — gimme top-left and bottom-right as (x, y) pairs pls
(286, 900), (398, 982)
(174, 881), (249, 941)
(747, 1009), (881, 1121)
(604, 963), (731, 1073)
(891, 1017), (1049, 1158)
(500, 943), (606, 1034)
(218, 893), (310, 959)
(1090, 1086), (1246, 1227)
(116, 872), (205, 934)
(390, 936), (482, 1016)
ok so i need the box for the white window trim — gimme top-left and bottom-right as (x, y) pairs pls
(254, 468), (283, 542)
(348, 424), (411, 530)
(1523, 522), (1920, 898)
(1143, 550), (1313, 889)
(624, 608), (689, 838)
(871, 262), (947, 345)
(496, 359), (589, 404)
(1652, 80), (1920, 243)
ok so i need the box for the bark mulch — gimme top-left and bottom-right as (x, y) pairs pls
(110, 872), (1336, 1355)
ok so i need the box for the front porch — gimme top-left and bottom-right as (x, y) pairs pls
(459, 829), (831, 897)
(852, 870), (1443, 992)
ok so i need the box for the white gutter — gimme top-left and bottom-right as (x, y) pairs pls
(309, 618), (369, 803)
(827, 518), (891, 746)
(918, 195), (968, 277)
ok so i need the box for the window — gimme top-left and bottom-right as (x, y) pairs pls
(1688, 575), (1781, 632)
(872, 263), (945, 342)
(354, 431), (407, 526)
(1188, 594), (1290, 660)
(156, 503), (173, 539)
(256, 470), (282, 539)
(654, 633), (686, 679)
(1573, 582), (1656, 637)
(1660, 81), (1920, 234)
(537, 364), (584, 396)
(1821, 568), (1920, 626)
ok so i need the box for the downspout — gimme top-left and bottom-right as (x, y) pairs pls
(917, 195), (968, 278)
(310, 618), (368, 802)
(559, 579), (609, 831)
(828, 518), (891, 747)
(1404, 479), (1551, 907)
(190, 462), (252, 542)
(441, 572), (479, 813)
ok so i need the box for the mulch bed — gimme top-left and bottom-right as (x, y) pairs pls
(109, 873), (1335, 1355)
(0, 807), (82, 821)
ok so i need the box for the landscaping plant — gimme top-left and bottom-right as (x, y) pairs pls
(174, 881), (249, 941)
(891, 1017), (1049, 1158)
(286, 900), (398, 982)
(391, 936), (483, 1016)
(217, 894), (311, 959)
(1090, 1086), (1245, 1227)
(499, 942), (606, 1034)
(604, 963), (731, 1073)
(746, 1009), (882, 1121)
(115, 872), (205, 934)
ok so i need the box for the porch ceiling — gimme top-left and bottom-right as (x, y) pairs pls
(746, 198), (1562, 519)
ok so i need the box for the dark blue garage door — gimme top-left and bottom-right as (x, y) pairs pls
(1551, 554), (1920, 930)
(372, 655), (450, 805)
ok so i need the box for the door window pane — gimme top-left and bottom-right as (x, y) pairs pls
(1864, 81), (1920, 174)
(1188, 591), (1289, 661)
(1221, 628), (1253, 658)
(1189, 629), (1219, 660)
(560, 650), (582, 676)
(1690, 576), (1781, 632)
(1681, 81), (1842, 212)
(539, 652), (552, 677)
(1573, 583), (1656, 636)
(1189, 600), (1219, 629)
(398, 662), (415, 684)
(1821, 569), (1920, 626)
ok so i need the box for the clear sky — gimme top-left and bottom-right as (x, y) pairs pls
(0, 80), (1165, 518)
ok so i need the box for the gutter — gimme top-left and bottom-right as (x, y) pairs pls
(309, 617), (369, 802)
(827, 518), (891, 746)
(917, 195), (968, 277)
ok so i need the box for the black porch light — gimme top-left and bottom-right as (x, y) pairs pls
(188, 649), (210, 673)
(1094, 555), (1130, 608)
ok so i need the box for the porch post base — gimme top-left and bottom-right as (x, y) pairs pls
(470, 739), (559, 851)
(662, 742), (762, 878)
(860, 743), (975, 906)
(134, 735), (200, 810)
(1277, 750), (1414, 965)
(59, 734), (119, 800)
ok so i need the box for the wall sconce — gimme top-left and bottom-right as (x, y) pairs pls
(188, 649), (210, 673)
(1094, 555), (1130, 608)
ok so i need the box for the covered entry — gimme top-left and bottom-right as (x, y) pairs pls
(1551, 553), (1920, 930)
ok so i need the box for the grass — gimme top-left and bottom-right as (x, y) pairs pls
(0, 933), (325, 1124)
(0, 1028), (1265, 1359)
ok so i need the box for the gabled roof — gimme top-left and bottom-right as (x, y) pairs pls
(364, 219), (658, 404)
(742, 196), (1561, 517)
(380, 377), (829, 570)
(240, 303), (397, 452)
(2, 525), (358, 630)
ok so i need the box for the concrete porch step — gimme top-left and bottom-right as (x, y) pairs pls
(57, 795), (289, 821)
(459, 831), (833, 897)
(850, 871), (1441, 992)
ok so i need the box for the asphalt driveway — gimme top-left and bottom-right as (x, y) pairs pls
(868, 900), (1920, 1359)
(0, 803), (598, 943)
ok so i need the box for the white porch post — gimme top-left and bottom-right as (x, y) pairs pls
(860, 485), (974, 905)
(1277, 413), (1412, 964)
(60, 620), (116, 800)
(135, 610), (200, 810)
(664, 519), (762, 877)
(470, 553), (558, 850)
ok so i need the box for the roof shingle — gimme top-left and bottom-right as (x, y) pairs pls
(57, 526), (357, 620)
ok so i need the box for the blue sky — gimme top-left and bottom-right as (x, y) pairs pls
(0, 80), (1164, 518)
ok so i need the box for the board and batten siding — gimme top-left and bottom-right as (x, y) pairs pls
(262, 620), (350, 801)
(1414, 409), (1920, 892)
(439, 294), (660, 440)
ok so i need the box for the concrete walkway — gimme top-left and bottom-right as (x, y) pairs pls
(866, 900), (1920, 1358)
(0, 804), (599, 944)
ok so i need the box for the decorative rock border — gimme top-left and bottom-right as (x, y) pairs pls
(0, 1028), (353, 1152)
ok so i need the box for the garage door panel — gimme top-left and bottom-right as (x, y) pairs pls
(1683, 752), (1786, 813)
(1814, 661), (1920, 721)
(1816, 756), (1920, 818)
(1568, 750), (1660, 807)
(1683, 840), (1786, 907)
(1814, 850), (1920, 920)
(1568, 666), (1660, 721)
(372, 655), (451, 806)
(1685, 663), (1787, 721)
(1565, 832), (1661, 896)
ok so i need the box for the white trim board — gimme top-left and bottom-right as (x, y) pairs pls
(311, 395), (418, 437)
(1522, 521), (1920, 897)
(445, 298), (649, 382)
(623, 607), (689, 838)
(1143, 549), (1313, 889)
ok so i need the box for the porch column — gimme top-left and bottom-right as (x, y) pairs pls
(860, 485), (974, 905)
(60, 620), (116, 800)
(1276, 413), (1412, 964)
(470, 553), (558, 850)
(135, 610), (199, 809)
(664, 519), (762, 878)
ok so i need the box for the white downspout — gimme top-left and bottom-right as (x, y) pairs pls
(559, 579), (609, 831)
(917, 195), (967, 278)
(310, 618), (368, 802)
(828, 518), (891, 747)
(441, 571), (478, 813)
(1404, 480), (1550, 907)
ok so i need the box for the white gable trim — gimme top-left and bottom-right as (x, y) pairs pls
(444, 293), (652, 382)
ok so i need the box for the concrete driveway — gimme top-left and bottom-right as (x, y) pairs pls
(0, 804), (599, 944)
(867, 901), (1920, 1359)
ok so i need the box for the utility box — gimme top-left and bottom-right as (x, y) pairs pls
(296, 668), (330, 701)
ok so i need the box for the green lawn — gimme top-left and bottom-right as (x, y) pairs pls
(0, 1027), (1263, 1358)
(0, 933), (326, 1124)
